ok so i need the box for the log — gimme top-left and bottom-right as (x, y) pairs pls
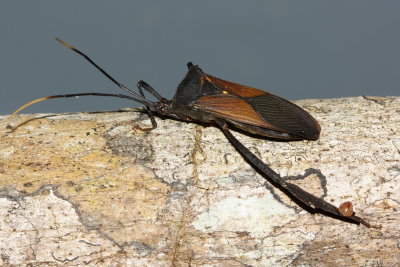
(0, 96), (399, 266)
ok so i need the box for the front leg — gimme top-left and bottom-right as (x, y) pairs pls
(134, 81), (158, 131)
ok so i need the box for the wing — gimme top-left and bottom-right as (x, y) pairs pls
(194, 74), (321, 140)
(193, 94), (284, 132)
(204, 74), (267, 97)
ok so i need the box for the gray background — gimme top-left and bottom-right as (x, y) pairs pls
(1, 1), (399, 115)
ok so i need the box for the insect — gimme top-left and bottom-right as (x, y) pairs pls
(12, 38), (370, 227)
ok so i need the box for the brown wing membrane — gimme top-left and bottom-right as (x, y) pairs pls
(193, 95), (284, 132)
(202, 74), (320, 140)
(205, 74), (267, 97)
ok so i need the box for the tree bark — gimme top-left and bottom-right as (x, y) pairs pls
(0, 96), (399, 266)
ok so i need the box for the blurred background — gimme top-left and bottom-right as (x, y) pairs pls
(1, 1), (399, 115)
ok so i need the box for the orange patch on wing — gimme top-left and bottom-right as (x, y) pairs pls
(204, 74), (268, 97)
(193, 95), (282, 131)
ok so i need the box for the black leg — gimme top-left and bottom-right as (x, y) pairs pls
(137, 80), (163, 100)
(215, 119), (370, 227)
(136, 81), (158, 131)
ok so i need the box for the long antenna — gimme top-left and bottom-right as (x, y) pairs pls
(11, 93), (154, 116)
(55, 37), (144, 99)
(11, 38), (158, 115)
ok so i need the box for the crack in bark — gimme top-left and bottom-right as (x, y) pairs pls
(171, 126), (203, 266)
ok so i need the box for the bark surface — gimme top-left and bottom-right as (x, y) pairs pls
(0, 96), (399, 266)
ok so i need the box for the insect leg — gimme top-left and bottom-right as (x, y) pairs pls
(137, 80), (164, 100)
(215, 119), (370, 227)
(136, 81), (158, 130)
